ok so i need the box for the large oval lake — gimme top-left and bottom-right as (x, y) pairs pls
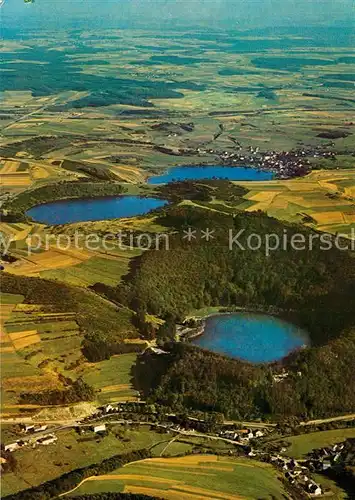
(147, 165), (273, 184)
(27, 196), (168, 225)
(192, 313), (309, 363)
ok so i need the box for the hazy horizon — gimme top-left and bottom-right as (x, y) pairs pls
(1, 0), (354, 31)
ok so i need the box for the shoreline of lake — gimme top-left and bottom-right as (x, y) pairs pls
(179, 308), (310, 363)
(147, 165), (274, 184)
(26, 195), (168, 225)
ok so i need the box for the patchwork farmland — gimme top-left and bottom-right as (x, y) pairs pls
(236, 168), (355, 237)
(0, 284), (140, 418)
(67, 454), (288, 499)
(1, 227), (142, 287)
(0, 291), (82, 414)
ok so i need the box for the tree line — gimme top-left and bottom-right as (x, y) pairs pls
(3, 449), (151, 500)
(2, 180), (125, 221)
(135, 328), (355, 421)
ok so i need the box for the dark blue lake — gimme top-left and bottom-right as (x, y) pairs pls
(27, 196), (168, 225)
(192, 313), (309, 363)
(147, 165), (273, 184)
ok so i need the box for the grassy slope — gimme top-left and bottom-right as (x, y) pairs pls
(0, 282), (138, 415)
(281, 428), (355, 458)
(70, 454), (287, 500)
(1, 426), (168, 497)
(82, 354), (139, 404)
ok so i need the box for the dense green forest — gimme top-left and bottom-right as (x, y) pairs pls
(3, 181), (126, 220)
(135, 328), (355, 420)
(109, 205), (355, 419)
(117, 206), (355, 345)
(156, 179), (247, 204)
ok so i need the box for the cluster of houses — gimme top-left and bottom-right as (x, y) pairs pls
(306, 442), (345, 472)
(216, 143), (340, 179)
(4, 433), (57, 453)
(219, 428), (265, 443)
(270, 455), (323, 496)
(258, 150), (310, 179)
(84, 402), (147, 421)
(21, 424), (48, 434)
(215, 146), (311, 178)
(264, 436), (354, 497)
(272, 370), (302, 383)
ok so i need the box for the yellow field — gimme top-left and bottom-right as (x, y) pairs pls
(9, 330), (41, 349)
(8, 328), (42, 349)
(0, 222), (34, 242)
(1, 160), (24, 174)
(313, 212), (346, 224)
(0, 172), (32, 187)
(344, 212), (355, 223)
(0, 304), (16, 339)
(101, 384), (132, 393)
(123, 485), (242, 500)
(71, 455), (286, 500)
(3, 245), (93, 276)
(109, 164), (145, 183)
(2, 373), (63, 393)
(236, 169), (355, 237)
(31, 165), (51, 180)
(90, 474), (180, 484)
(0, 156), (84, 194)
(0, 346), (15, 353)
(0, 297), (24, 345)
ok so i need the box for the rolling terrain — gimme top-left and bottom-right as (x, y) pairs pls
(1, 24), (354, 500)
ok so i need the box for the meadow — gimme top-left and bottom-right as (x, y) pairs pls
(1, 426), (169, 497)
(68, 454), (288, 499)
(278, 428), (355, 459)
(81, 354), (140, 404)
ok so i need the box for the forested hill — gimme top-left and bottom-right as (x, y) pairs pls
(135, 328), (355, 420)
(120, 206), (355, 420)
(118, 206), (355, 345)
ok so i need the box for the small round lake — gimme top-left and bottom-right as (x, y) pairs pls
(192, 313), (309, 363)
(27, 196), (168, 225)
(147, 165), (273, 184)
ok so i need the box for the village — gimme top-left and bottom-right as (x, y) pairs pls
(2, 401), (355, 498)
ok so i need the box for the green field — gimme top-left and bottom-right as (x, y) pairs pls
(0, 292), (25, 304)
(69, 454), (288, 499)
(0, 285), (139, 416)
(1, 425), (170, 497)
(40, 255), (135, 287)
(82, 353), (140, 403)
(280, 428), (355, 458)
